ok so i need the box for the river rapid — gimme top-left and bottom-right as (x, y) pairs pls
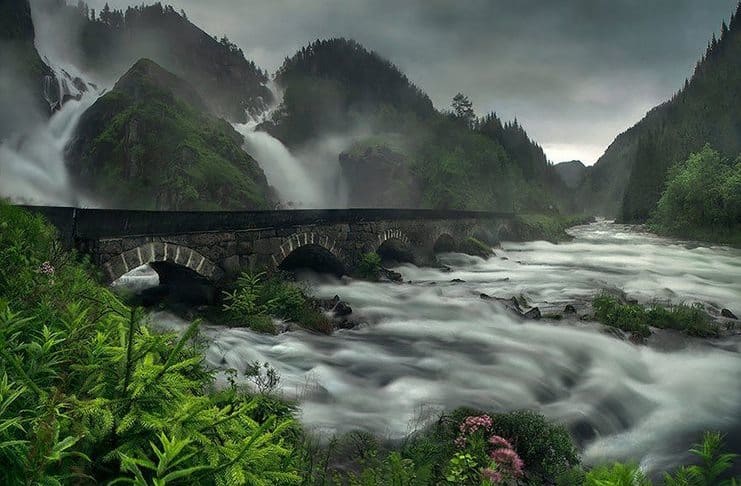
(147, 220), (741, 474)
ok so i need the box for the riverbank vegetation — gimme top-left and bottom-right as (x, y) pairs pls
(1, 203), (738, 484)
(649, 146), (741, 245)
(221, 271), (332, 334)
(592, 294), (721, 338)
(509, 213), (594, 243)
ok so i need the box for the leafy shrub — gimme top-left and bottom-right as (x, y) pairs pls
(489, 410), (579, 482)
(222, 271), (331, 333)
(650, 146), (741, 244)
(593, 294), (718, 338)
(585, 463), (652, 486)
(0, 203), (302, 484)
(664, 432), (739, 486)
(593, 294), (652, 337)
(358, 252), (382, 280)
(458, 237), (494, 258)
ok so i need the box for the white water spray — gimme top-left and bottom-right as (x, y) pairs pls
(234, 87), (350, 208)
(144, 222), (741, 475)
(0, 4), (103, 206)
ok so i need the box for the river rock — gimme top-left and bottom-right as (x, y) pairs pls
(451, 278), (466, 283)
(333, 300), (352, 317)
(523, 307), (541, 320)
(564, 304), (577, 314)
(721, 308), (737, 319)
(380, 267), (403, 283)
(480, 293), (492, 300)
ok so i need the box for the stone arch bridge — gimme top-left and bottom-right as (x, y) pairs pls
(25, 207), (515, 284)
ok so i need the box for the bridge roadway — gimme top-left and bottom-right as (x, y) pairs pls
(23, 206), (515, 283)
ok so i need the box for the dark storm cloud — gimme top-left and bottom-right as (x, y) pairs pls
(86, 0), (737, 163)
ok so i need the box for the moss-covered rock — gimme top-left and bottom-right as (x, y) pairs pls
(66, 58), (275, 210)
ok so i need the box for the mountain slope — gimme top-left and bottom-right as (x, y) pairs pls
(554, 160), (586, 189)
(43, 1), (272, 122)
(265, 37), (571, 212)
(579, 3), (741, 221)
(66, 58), (275, 210)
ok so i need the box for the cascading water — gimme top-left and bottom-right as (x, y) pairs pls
(147, 221), (741, 476)
(234, 87), (349, 208)
(0, 5), (102, 206)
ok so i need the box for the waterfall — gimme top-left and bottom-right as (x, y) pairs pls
(0, 87), (98, 206)
(234, 119), (325, 208)
(0, 4), (103, 206)
(234, 87), (350, 208)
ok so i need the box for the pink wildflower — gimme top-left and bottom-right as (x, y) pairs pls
(490, 447), (525, 477)
(488, 435), (513, 450)
(455, 414), (494, 448)
(481, 468), (503, 483)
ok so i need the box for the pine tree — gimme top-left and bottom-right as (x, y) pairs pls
(451, 93), (475, 127)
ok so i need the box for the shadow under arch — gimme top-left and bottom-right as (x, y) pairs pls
(278, 243), (346, 277)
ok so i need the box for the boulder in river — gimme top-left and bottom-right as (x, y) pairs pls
(564, 304), (577, 314)
(721, 308), (737, 319)
(523, 307), (541, 320)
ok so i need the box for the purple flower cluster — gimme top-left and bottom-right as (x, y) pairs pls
(39, 261), (55, 276)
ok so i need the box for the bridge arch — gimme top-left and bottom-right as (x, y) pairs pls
(375, 228), (415, 264)
(103, 242), (222, 284)
(272, 232), (346, 276)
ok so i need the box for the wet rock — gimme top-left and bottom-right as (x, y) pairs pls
(451, 278), (466, 283)
(564, 304), (577, 314)
(333, 300), (352, 317)
(523, 307), (541, 320)
(511, 297), (525, 312)
(602, 326), (625, 340)
(480, 293), (492, 300)
(721, 308), (738, 319)
(629, 332), (647, 345)
(380, 267), (403, 283)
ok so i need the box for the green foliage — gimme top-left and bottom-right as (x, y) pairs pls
(358, 252), (382, 280)
(511, 213), (593, 242)
(592, 295), (718, 337)
(0, 203), (301, 484)
(664, 432), (739, 486)
(585, 463), (652, 486)
(222, 271), (331, 334)
(489, 409), (580, 482)
(581, 6), (741, 221)
(458, 237), (494, 258)
(650, 146), (741, 244)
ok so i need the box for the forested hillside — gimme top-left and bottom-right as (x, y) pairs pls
(66, 58), (275, 210)
(265, 38), (571, 212)
(579, 3), (741, 222)
(39, 0), (272, 121)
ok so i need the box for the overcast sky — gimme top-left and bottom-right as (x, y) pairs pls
(85, 0), (737, 164)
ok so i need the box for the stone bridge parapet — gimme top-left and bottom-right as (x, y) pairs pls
(23, 206), (515, 284)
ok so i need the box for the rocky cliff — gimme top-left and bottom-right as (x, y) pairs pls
(66, 58), (275, 210)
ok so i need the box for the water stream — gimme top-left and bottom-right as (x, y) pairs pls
(145, 221), (741, 474)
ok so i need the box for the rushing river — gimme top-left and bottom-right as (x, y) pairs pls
(145, 221), (741, 474)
